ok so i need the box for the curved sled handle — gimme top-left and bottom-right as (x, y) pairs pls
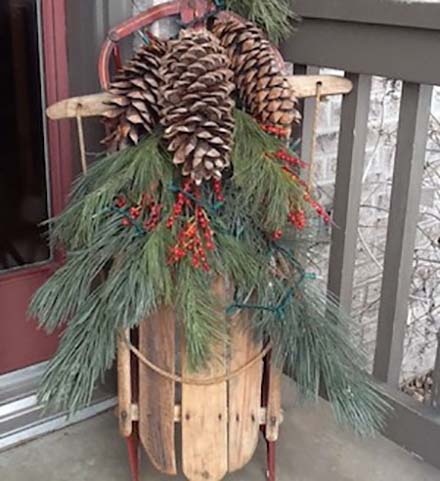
(98, 0), (215, 89)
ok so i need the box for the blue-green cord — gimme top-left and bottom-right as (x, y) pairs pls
(110, 206), (146, 237)
(225, 242), (317, 319)
(108, 190), (316, 318)
(137, 30), (150, 45)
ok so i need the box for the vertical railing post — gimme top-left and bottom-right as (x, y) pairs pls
(373, 82), (433, 386)
(293, 64), (320, 163)
(431, 333), (440, 409)
(327, 73), (372, 312)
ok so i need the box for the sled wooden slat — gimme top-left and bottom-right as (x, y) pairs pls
(117, 329), (133, 438)
(227, 320), (263, 472)
(182, 278), (228, 481)
(289, 75), (352, 98)
(46, 92), (113, 119)
(46, 75), (353, 120)
(265, 364), (282, 443)
(138, 307), (177, 475)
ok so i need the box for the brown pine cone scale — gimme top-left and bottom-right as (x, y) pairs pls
(159, 29), (235, 184)
(211, 15), (300, 138)
(102, 38), (167, 150)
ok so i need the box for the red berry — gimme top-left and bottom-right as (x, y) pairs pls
(115, 195), (127, 208)
(272, 229), (283, 240)
(121, 218), (130, 227)
(129, 207), (141, 219)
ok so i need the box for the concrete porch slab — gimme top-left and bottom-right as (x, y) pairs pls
(1, 381), (439, 481)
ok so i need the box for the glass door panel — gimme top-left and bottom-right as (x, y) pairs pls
(0, 0), (72, 376)
(0, 0), (50, 272)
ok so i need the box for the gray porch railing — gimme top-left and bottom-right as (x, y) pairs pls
(283, 0), (440, 469)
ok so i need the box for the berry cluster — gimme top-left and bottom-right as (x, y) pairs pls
(114, 193), (162, 232)
(281, 165), (307, 189)
(212, 178), (225, 202)
(166, 179), (217, 271)
(168, 206), (215, 271)
(144, 203), (162, 231)
(166, 179), (193, 229)
(260, 124), (289, 139)
(274, 149), (307, 169)
(288, 209), (307, 230)
(304, 192), (330, 224)
(280, 166), (330, 225)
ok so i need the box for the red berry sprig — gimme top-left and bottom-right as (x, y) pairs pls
(168, 207), (215, 272)
(212, 179), (225, 202)
(272, 229), (283, 241)
(114, 195), (127, 209)
(167, 179), (193, 229)
(288, 209), (307, 230)
(166, 178), (216, 272)
(144, 203), (162, 231)
(260, 124), (289, 139)
(279, 165), (331, 226)
(113, 193), (163, 233)
(274, 149), (307, 169)
(304, 193), (331, 224)
(281, 166), (308, 189)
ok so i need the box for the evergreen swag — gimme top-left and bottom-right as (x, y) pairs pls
(30, 110), (389, 435)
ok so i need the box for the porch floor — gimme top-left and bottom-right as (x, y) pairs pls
(1, 381), (439, 481)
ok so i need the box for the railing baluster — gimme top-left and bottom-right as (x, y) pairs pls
(327, 73), (372, 311)
(432, 334), (440, 409)
(293, 65), (320, 163)
(373, 82), (433, 386)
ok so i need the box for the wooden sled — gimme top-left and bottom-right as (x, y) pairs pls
(45, 3), (354, 481)
(117, 279), (282, 481)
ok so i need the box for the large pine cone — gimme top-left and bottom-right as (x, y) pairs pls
(102, 38), (167, 150)
(211, 15), (300, 138)
(159, 29), (235, 184)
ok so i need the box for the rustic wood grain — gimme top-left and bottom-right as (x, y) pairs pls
(117, 328), (133, 438)
(265, 364), (282, 443)
(138, 306), (177, 475)
(46, 92), (113, 119)
(181, 278), (228, 481)
(46, 75), (353, 120)
(289, 75), (352, 98)
(227, 318), (263, 472)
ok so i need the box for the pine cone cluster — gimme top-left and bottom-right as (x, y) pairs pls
(100, 16), (301, 181)
(159, 29), (235, 184)
(102, 38), (167, 150)
(211, 15), (300, 138)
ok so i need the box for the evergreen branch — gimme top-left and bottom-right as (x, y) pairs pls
(232, 110), (305, 231)
(249, 253), (390, 436)
(50, 133), (173, 249)
(38, 223), (175, 412)
(177, 265), (227, 370)
(32, 115), (390, 438)
(38, 286), (116, 413)
(224, 0), (300, 43)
